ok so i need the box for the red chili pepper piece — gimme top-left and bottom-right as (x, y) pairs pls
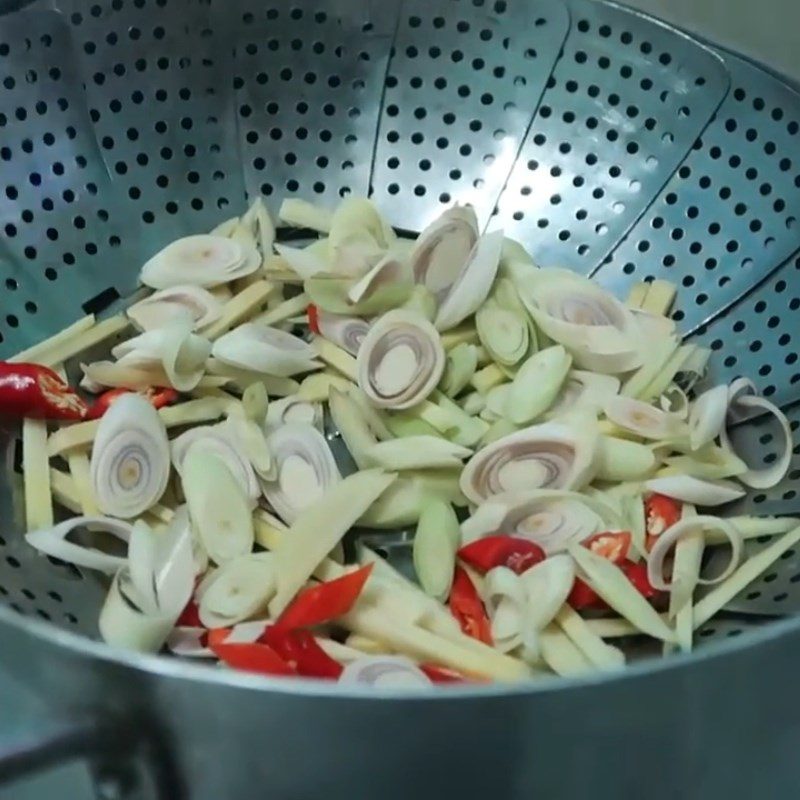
(449, 566), (493, 646)
(620, 560), (659, 600)
(208, 632), (296, 677)
(644, 493), (682, 552)
(275, 563), (373, 631)
(567, 577), (605, 610)
(307, 303), (321, 335)
(261, 627), (343, 680)
(176, 598), (202, 628)
(0, 362), (87, 421)
(583, 531), (632, 565)
(86, 386), (179, 420)
(419, 663), (473, 684)
(568, 559), (661, 610)
(457, 535), (546, 576)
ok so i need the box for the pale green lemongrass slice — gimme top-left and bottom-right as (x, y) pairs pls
(366, 436), (471, 471)
(504, 345), (572, 425)
(604, 396), (688, 441)
(126, 285), (222, 333)
(460, 391), (486, 416)
(639, 344), (698, 401)
(440, 343), (479, 398)
(278, 198), (333, 233)
(688, 384), (729, 450)
(621, 335), (680, 398)
(274, 243), (328, 280)
(296, 371), (354, 402)
(412, 498), (460, 601)
(471, 363), (507, 395)
(554, 605), (626, 670)
(483, 566), (529, 653)
(440, 323), (479, 351)
(476, 303), (529, 367)
(329, 387), (379, 469)
(266, 394), (323, 431)
(255, 292), (310, 327)
(663, 444), (747, 480)
(312, 336), (358, 382)
(383, 412), (444, 440)
(596, 436), (657, 482)
(306, 273), (412, 316)
(347, 251), (412, 305)
(429, 391), (489, 447)
(242, 382), (269, 425)
(316, 310), (371, 356)
(547, 370), (620, 420)
(479, 418), (521, 446)
(539, 625), (594, 676)
(400, 285), (438, 322)
(521, 554), (575, 630)
(666, 505), (704, 653)
(205, 358), (300, 397)
(644, 474), (745, 506)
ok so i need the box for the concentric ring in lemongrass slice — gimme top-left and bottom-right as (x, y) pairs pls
(505, 346), (572, 425)
(126, 285), (223, 332)
(604, 395), (688, 441)
(316, 310), (371, 356)
(90, 394), (170, 519)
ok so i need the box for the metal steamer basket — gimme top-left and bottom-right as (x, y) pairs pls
(0, 0), (799, 797)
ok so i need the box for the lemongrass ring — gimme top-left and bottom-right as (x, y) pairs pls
(483, 566), (527, 653)
(647, 516), (742, 591)
(338, 656), (432, 688)
(688, 384), (729, 451)
(317, 311), (371, 356)
(90, 394), (170, 519)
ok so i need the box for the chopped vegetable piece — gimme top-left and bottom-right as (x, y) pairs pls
(210, 638), (296, 677)
(645, 493), (682, 552)
(0, 361), (87, 421)
(413, 498), (460, 600)
(23, 418), (53, 531)
(457, 536), (546, 575)
(261, 627), (343, 679)
(583, 531), (632, 564)
(307, 303), (321, 335)
(449, 566), (493, 646)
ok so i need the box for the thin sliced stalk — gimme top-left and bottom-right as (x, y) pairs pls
(366, 436), (471, 471)
(329, 387), (377, 469)
(708, 516), (800, 543)
(505, 346), (571, 424)
(440, 343), (479, 398)
(344, 634), (394, 656)
(200, 281), (275, 340)
(639, 344), (695, 401)
(397, 401), (458, 437)
(278, 198), (333, 232)
(554, 605), (625, 670)
(296, 371), (355, 402)
(11, 314), (94, 363)
(471, 363), (506, 394)
(348, 387), (394, 441)
(254, 292), (309, 326)
(384, 413), (444, 439)
(401, 285), (437, 322)
(210, 215), (238, 237)
(23, 419), (53, 531)
(621, 336), (680, 398)
(413, 498), (459, 600)
(480, 418), (520, 446)
(432, 391), (489, 447)
(583, 617), (649, 639)
(313, 337), (358, 381)
(205, 359), (300, 397)
(596, 436), (657, 482)
(440, 324), (479, 350)
(539, 625), (594, 676)
(625, 283), (649, 309)
(641, 280), (677, 315)
(667, 505), (704, 653)
(693, 527), (800, 628)
(48, 397), (227, 457)
(67, 452), (99, 516)
(460, 391), (486, 416)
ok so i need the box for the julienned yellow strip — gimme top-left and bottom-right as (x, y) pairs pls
(67, 452), (99, 516)
(641, 280), (677, 316)
(254, 292), (309, 326)
(554, 605), (625, 670)
(312, 337), (358, 382)
(201, 280), (275, 340)
(23, 419), (52, 531)
(22, 315), (130, 368)
(625, 283), (649, 310)
(539, 625), (594, 676)
(48, 397), (227, 456)
(296, 371), (354, 402)
(10, 315), (95, 364)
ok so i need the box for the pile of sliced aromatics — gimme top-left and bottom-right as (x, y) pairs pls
(17, 195), (800, 687)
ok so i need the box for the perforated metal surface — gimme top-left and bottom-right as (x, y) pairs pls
(0, 0), (798, 653)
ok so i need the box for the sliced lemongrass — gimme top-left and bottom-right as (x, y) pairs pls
(296, 371), (353, 402)
(621, 336), (680, 399)
(470, 363), (506, 394)
(266, 394), (322, 431)
(357, 309), (445, 410)
(306, 273), (412, 316)
(711, 515), (800, 543)
(213, 322), (320, 377)
(253, 292), (309, 327)
(483, 566), (527, 653)
(441, 323), (480, 350)
(90, 394), (170, 518)
(476, 303), (529, 367)
(67, 451), (98, 516)
(206, 358), (300, 396)
(199, 280), (275, 340)
(25, 515), (133, 573)
(81, 359), (171, 391)
(241, 382), (269, 425)
(675, 345), (711, 393)
(359, 470), (465, 529)
(316, 312), (370, 358)
(261, 423), (341, 523)
(269, 469), (396, 614)
(625, 282), (649, 309)
(141, 234), (260, 289)
(384, 412), (443, 440)
(342, 636), (394, 657)
(521, 554), (575, 630)
(11, 314), (130, 369)
(663, 444), (747, 480)
(596, 436), (657, 482)
(127, 519), (160, 613)
(410, 205), (479, 298)
(278, 198), (332, 232)
(22, 419), (53, 531)
(312, 336), (358, 382)
(413, 498), (459, 601)
(640, 344), (698, 401)
(647, 514), (741, 592)
(460, 421), (598, 504)
(505, 346), (571, 425)
(347, 386), (394, 440)
(688, 384), (729, 451)
(171, 425), (260, 503)
(622, 493), (647, 560)
(366, 436), (471, 471)
(645, 474), (745, 506)
(127, 285), (222, 333)
(329, 197), (395, 255)
(161, 504), (207, 579)
(554, 605), (625, 670)
(480, 418), (521, 446)
(348, 251), (411, 305)
(400, 285), (437, 322)
(338, 656), (432, 688)
(583, 617), (646, 638)
(440, 343), (478, 398)
(222, 409), (275, 481)
(659, 384), (689, 419)
(539, 625), (594, 676)
(547, 371), (620, 420)
(484, 384), (510, 421)
(721, 386), (792, 489)
(641, 279), (677, 315)
(459, 489), (606, 551)
(667, 507), (703, 652)
(460, 391), (486, 416)
(274, 243), (328, 280)
(182, 445), (254, 564)
(99, 568), (176, 652)
(569, 545), (675, 642)
(435, 230), (503, 332)
(166, 627), (213, 658)
(693, 527), (800, 629)
(197, 552), (276, 628)
(604, 396), (687, 441)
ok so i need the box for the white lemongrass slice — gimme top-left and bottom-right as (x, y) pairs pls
(484, 384), (510, 421)
(604, 396), (687, 441)
(297, 371), (353, 402)
(242, 382), (269, 425)
(659, 384), (689, 419)
(476, 304), (529, 367)
(224, 411), (273, 480)
(434, 230), (504, 332)
(212, 322), (321, 377)
(127, 520), (160, 613)
(266, 394), (323, 431)
(262, 423), (341, 524)
(460, 490), (606, 552)
(459, 421), (599, 504)
(569, 544), (675, 642)
(483, 567), (528, 653)
(123, 326), (211, 393)
(440, 343), (479, 398)
(312, 337), (358, 382)
(413, 498), (460, 601)
(645, 475), (745, 506)
(126, 285), (222, 332)
(317, 311), (371, 356)
(647, 515), (741, 592)
(664, 445), (747, 480)
(688, 384), (729, 451)
(411, 205), (479, 298)
(25, 516), (133, 573)
(90, 394), (170, 519)
(182, 445), (254, 564)
(328, 197), (396, 255)
(171, 425), (260, 504)
(161, 504), (208, 579)
(82, 360), (172, 391)
(338, 656), (432, 688)
(720, 383), (792, 489)
(197, 552), (276, 628)
(328, 387), (377, 470)
(99, 568), (176, 653)
(547, 371), (621, 419)
(270, 469), (396, 615)
(432, 390), (490, 447)
(358, 309), (445, 410)
(505, 346), (572, 425)
(719, 515), (800, 542)
(621, 336), (680, 399)
(140, 234), (259, 289)
(596, 436), (657, 482)
(461, 390), (486, 416)
(514, 267), (643, 374)
(347, 252), (410, 304)
(256, 293), (310, 327)
(206, 359), (300, 397)
(366, 436), (471, 471)
(274, 243), (329, 280)
(554, 605), (625, 670)
(521, 554), (575, 630)
(348, 387), (394, 441)
(278, 198), (333, 233)
(167, 627), (212, 658)
(400, 285), (438, 322)
(539, 625), (593, 676)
